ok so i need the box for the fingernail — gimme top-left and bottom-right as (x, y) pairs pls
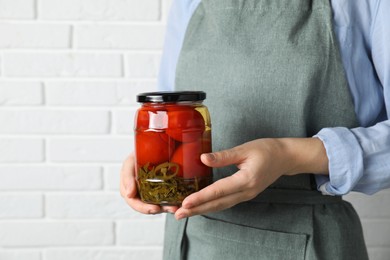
(176, 214), (187, 220)
(148, 209), (161, 215)
(175, 211), (188, 220)
(205, 153), (216, 162)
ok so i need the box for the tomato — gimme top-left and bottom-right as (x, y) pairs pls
(170, 140), (212, 178)
(135, 107), (168, 131)
(135, 131), (175, 166)
(166, 106), (205, 142)
(135, 108), (150, 130)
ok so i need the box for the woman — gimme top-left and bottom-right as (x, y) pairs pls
(121, 0), (389, 259)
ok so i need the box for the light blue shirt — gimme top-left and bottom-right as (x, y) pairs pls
(158, 0), (390, 195)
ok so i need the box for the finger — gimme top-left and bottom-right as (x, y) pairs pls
(181, 170), (248, 209)
(124, 196), (162, 215)
(120, 154), (137, 198)
(175, 190), (248, 220)
(162, 205), (179, 214)
(123, 196), (179, 214)
(201, 146), (245, 168)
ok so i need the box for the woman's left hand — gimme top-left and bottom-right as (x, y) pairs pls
(174, 137), (328, 220)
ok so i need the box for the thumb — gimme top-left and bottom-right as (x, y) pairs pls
(200, 147), (243, 168)
(120, 154), (138, 198)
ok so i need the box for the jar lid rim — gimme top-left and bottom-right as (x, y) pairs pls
(137, 91), (206, 103)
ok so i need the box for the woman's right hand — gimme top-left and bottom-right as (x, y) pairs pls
(120, 153), (179, 214)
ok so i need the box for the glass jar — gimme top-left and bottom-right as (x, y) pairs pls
(134, 91), (212, 205)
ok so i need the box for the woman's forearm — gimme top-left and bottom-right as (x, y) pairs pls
(273, 137), (329, 176)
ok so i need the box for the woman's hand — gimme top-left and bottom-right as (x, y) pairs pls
(174, 137), (329, 220)
(120, 153), (179, 214)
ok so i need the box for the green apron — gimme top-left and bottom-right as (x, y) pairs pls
(164, 0), (368, 259)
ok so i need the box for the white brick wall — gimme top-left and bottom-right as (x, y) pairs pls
(0, 0), (166, 258)
(0, 0), (35, 19)
(45, 81), (155, 106)
(125, 53), (162, 78)
(0, 166), (102, 190)
(44, 248), (164, 260)
(0, 0), (388, 260)
(0, 82), (43, 105)
(0, 23), (70, 49)
(0, 250), (41, 260)
(0, 138), (44, 162)
(0, 194), (43, 218)
(39, 0), (161, 21)
(0, 221), (114, 246)
(45, 193), (146, 219)
(3, 53), (123, 77)
(74, 25), (165, 49)
(48, 138), (133, 162)
(0, 110), (110, 134)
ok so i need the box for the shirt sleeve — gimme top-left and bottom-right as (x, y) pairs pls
(315, 0), (390, 195)
(157, 0), (201, 91)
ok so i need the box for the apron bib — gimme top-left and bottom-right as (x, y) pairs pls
(164, 0), (368, 259)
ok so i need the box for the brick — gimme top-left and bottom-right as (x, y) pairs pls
(126, 53), (161, 78)
(39, 0), (160, 21)
(116, 219), (165, 246)
(49, 138), (133, 162)
(75, 25), (164, 50)
(0, 221), (114, 246)
(0, 250), (41, 260)
(113, 109), (137, 134)
(345, 191), (390, 218)
(0, 166), (102, 190)
(46, 81), (156, 106)
(0, 194), (42, 218)
(3, 53), (122, 78)
(0, 0), (35, 19)
(0, 81), (42, 105)
(367, 248), (390, 260)
(0, 24), (70, 48)
(104, 165), (121, 191)
(44, 248), (163, 260)
(46, 193), (160, 219)
(362, 220), (390, 247)
(0, 138), (44, 162)
(0, 110), (110, 134)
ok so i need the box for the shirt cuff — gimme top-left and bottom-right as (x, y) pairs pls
(313, 127), (364, 195)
